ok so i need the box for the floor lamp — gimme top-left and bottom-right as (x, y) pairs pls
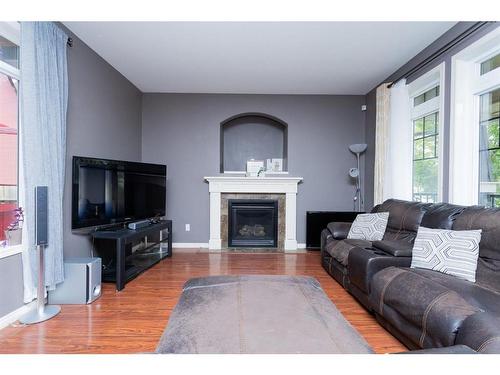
(20, 186), (61, 324)
(349, 144), (367, 212)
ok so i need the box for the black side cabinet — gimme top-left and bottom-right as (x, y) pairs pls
(306, 211), (361, 249)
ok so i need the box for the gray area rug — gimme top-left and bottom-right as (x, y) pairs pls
(156, 275), (374, 354)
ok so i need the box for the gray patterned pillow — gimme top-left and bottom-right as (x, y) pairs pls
(347, 212), (389, 241)
(411, 226), (482, 282)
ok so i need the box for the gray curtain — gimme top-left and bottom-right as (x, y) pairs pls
(20, 22), (68, 300)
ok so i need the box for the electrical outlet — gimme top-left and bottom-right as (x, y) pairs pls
(185, 224), (190, 232)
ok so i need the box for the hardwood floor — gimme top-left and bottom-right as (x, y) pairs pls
(0, 250), (406, 354)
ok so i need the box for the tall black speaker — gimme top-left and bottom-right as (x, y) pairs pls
(35, 186), (48, 246)
(20, 186), (61, 324)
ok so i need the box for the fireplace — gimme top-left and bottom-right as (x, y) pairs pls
(228, 199), (278, 248)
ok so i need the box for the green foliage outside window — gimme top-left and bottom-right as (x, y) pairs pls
(413, 112), (439, 203)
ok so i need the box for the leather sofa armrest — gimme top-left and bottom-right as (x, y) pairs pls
(372, 240), (413, 257)
(326, 222), (352, 240)
(456, 312), (500, 354)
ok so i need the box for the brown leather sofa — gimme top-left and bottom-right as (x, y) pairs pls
(320, 199), (500, 353)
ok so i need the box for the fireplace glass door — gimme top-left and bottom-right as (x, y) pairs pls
(228, 200), (278, 247)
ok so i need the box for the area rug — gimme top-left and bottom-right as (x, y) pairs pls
(155, 275), (373, 354)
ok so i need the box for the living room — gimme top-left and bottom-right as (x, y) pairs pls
(1, 0), (499, 373)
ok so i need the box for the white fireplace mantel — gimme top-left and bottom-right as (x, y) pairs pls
(204, 176), (303, 251)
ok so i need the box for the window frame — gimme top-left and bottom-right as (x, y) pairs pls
(407, 62), (445, 203)
(450, 26), (500, 206)
(0, 21), (23, 258)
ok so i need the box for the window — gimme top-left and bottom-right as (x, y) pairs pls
(413, 111), (439, 202)
(413, 86), (440, 106)
(480, 52), (500, 75)
(408, 64), (444, 204)
(0, 23), (20, 245)
(0, 35), (19, 69)
(479, 87), (500, 207)
(450, 27), (500, 206)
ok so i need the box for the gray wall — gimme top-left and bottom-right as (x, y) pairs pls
(142, 93), (366, 244)
(363, 22), (500, 208)
(0, 254), (24, 317)
(62, 28), (143, 258)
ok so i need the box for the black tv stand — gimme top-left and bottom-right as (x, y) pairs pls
(91, 220), (172, 291)
(98, 226), (126, 232)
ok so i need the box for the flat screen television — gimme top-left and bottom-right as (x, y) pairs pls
(72, 156), (167, 231)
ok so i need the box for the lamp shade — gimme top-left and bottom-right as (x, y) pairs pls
(349, 143), (367, 154)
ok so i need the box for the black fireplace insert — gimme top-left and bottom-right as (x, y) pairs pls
(228, 199), (278, 248)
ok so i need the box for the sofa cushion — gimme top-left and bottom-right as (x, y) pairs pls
(376, 199), (427, 242)
(455, 312), (500, 353)
(420, 203), (466, 230)
(453, 206), (500, 292)
(347, 212), (389, 241)
(401, 345), (476, 354)
(476, 257), (500, 294)
(410, 227), (482, 283)
(371, 267), (482, 348)
(405, 268), (500, 315)
(325, 238), (371, 266)
(453, 206), (500, 261)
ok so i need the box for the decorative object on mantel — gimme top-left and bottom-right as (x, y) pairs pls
(348, 144), (367, 212)
(246, 159), (265, 177)
(266, 158), (283, 173)
(4, 207), (24, 246)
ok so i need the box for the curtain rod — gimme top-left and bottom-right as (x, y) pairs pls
(387, 21), (493, 88)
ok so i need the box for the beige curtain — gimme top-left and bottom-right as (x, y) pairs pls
(373, 83), (391, 205)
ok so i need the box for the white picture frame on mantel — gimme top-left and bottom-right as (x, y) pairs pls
(266, 158), (283, 173)
(246, 160), (264, 177)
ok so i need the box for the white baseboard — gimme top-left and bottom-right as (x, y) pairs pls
(0, 300), (36, 330)
(173, 242), (209, 248)
(173, 243), (307, 250)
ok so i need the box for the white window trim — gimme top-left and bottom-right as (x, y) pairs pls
(407, 62), (445, 202)
(0, 22), (20, 45)
(0, 22), (24, 255)
(0, 244), (23, 260)
(450, 26), (500, 205)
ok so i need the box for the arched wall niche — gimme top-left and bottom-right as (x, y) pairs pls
(220, 112), (288, 173)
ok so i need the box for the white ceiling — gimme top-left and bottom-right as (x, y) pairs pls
(64, 22), (456, 95)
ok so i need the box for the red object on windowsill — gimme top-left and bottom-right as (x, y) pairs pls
(0, 203), (17, 241)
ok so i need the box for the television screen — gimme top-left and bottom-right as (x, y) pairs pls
(124, 171), (166, 220)
(72, 156), (166, 230)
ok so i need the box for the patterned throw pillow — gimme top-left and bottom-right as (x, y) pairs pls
(347, 212), (389, 241)
(411, 226), (482, 282)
